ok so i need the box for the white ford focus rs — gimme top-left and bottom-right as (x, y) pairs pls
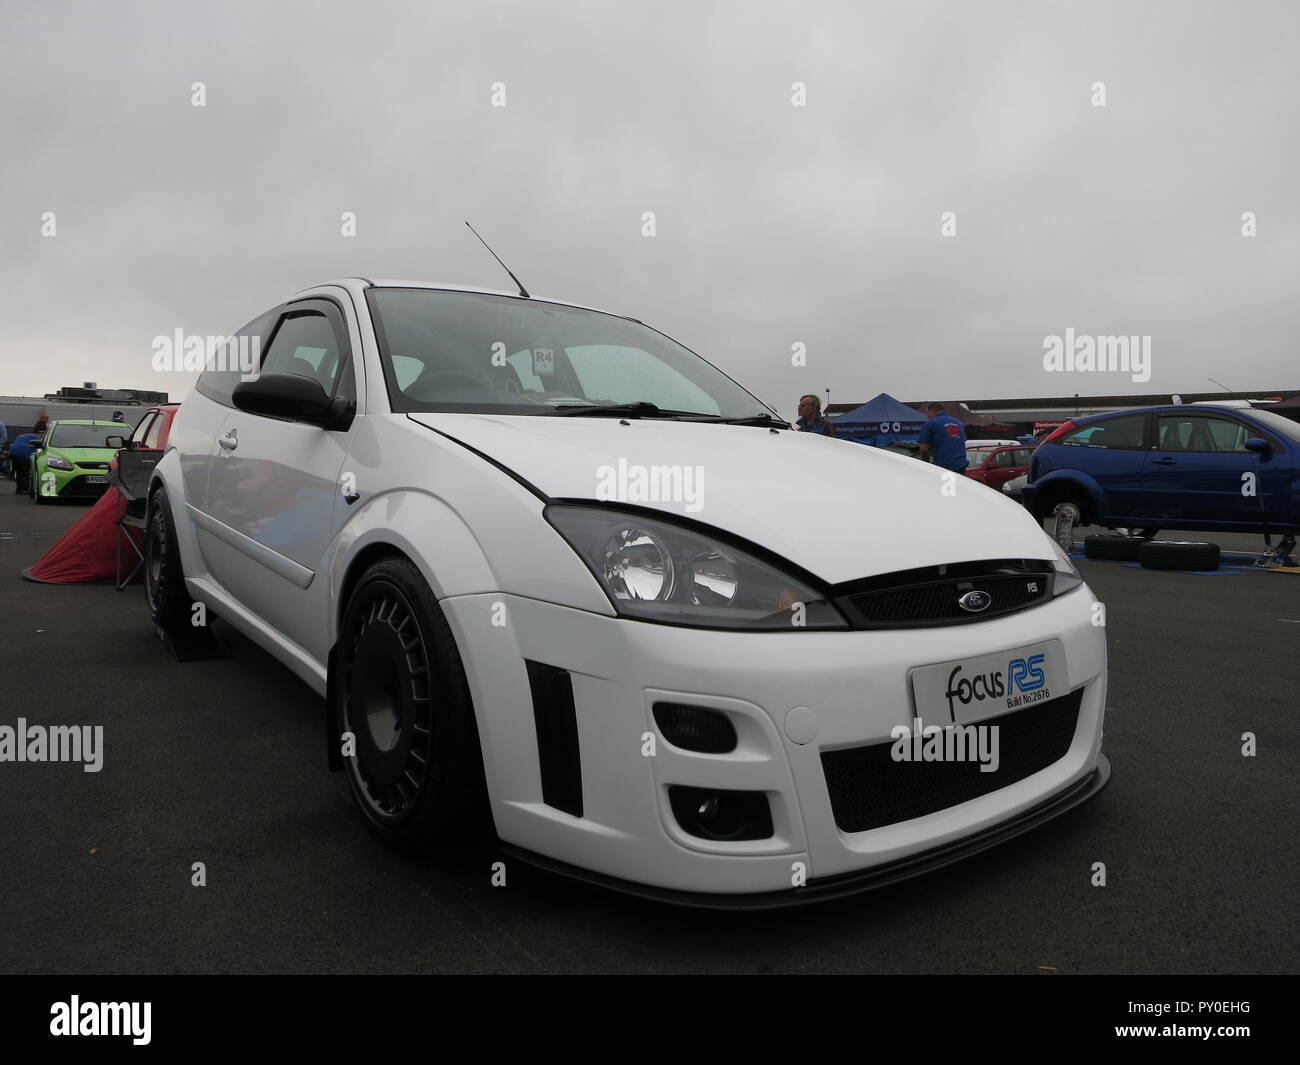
(146, 278), (1109, 906)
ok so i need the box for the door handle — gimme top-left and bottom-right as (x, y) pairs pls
(218, 429), (238, 452)
(1151, 457), (1176, 465)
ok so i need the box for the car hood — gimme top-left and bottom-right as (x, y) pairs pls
(46, 446), (116, 463)
(409, 413), (1057, 584)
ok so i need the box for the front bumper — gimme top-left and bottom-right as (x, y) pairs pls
(37, 465), (111, 499)
(442, 584), (1108, 901)
(501, 756), (1109, 909)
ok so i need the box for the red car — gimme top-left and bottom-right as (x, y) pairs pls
(965, 443), (1036, 489)
(24, 404), (181, 584)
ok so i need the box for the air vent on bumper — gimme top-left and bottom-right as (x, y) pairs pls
(525, 661), (583, 817)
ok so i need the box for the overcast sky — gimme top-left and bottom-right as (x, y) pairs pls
(1, 0), (1295, 420)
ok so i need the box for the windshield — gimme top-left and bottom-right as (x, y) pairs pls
(1249, 408), (1300, 443)
(366, 288), (774, 419)
(47, 423), (119, 449)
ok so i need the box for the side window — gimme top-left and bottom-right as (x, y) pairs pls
(129, 414), (157, 447)
(143, 413), (165, 449)
(1159, 416), (1251, 453)
(196, 310), (278, 408)
(1202, 418), (1250, 453)
(259, 312), (343, 395)
(1061, 414), (1146, 449)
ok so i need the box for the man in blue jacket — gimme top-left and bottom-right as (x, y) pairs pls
(796, 394), (836, 438)
(917, 403), (968, 472)
(8, 428), (43, 495)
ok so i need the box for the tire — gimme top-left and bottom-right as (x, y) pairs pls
(1084, 535), (1143, 562)
(145, 485), (195, 633)
(337, 557), (488, 850)
(1138, 540), (1221, 571)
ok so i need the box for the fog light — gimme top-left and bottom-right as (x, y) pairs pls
(669, 786), (773, 841)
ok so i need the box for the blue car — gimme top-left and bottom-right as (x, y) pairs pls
(1023, 405), (1300, 543)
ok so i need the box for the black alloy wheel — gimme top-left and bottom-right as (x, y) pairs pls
(338, 557), (488, 848)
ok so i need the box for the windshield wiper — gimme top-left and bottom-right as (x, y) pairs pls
(716, 413), (791, 428)
(553, 402), (711, 419)
(553, 401), (663, 417)
(553, 403), (785, 425)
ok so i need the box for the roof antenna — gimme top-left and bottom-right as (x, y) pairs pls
(465, 221), (530, 298)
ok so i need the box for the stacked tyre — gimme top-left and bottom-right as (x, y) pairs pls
(1138, 540), (1220, 571)
(1083, 535), (1221, 570)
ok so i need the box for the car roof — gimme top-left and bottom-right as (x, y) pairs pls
(49, 419), (123, 426)
(1074, 403), (1263, 424)
(294, 278), (630, 321)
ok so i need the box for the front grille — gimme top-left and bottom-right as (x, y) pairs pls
(834, 560), (1053, 628)
(820, 687), (1084, 833)
(76, 460), (110, 470)
(63, 477), (111, 498)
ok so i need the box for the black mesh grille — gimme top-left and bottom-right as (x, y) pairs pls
(820, 687), (1084, 833)
(63, 477), (111, 498)
(835, 561), (1053, 628)
(653, 703), (737, 753)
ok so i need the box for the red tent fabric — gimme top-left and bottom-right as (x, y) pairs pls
(22, 489), (140, 584)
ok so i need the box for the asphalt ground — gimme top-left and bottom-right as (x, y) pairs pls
(1, 488), (1296, 974)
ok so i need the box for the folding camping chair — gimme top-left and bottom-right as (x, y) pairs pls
(112, 448), (161, 590)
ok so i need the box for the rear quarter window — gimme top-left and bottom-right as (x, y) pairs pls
(1060, 414), (1146, 449)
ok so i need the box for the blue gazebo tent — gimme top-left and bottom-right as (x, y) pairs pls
(831, 393), (928, 445)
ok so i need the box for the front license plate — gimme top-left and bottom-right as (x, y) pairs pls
(909, 640), (1067, 726)
(84, 474), (108, 484)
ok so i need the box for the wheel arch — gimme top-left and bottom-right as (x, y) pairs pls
(1029, 472), (1102, 525)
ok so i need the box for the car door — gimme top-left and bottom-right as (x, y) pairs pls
(202, 298), (356, 648)
(1056, 413), (1152, 521)
(1143, 413), (1264, 526)
(181, 310), (279, 524)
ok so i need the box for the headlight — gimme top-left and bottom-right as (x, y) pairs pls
(45, 457), (74, 471)
(1047, 537), (1084, 597)
(546, 505), (848, 630)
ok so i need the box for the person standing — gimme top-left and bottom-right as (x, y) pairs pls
(8, 428), (43, 495)
(796, 394), (836, 438)
(917, 402), (968, 472)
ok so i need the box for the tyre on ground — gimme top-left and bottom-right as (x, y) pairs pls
(1138, 540), (1221, 571)
(145, 485), (196, 634)
(1083, 535), (1144, 562)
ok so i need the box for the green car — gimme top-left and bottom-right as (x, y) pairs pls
(30, 419), (123, 503)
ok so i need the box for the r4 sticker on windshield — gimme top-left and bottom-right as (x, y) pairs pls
(532, 348), (555, 375)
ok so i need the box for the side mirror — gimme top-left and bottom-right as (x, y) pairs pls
(30, 441), (43, 451)
(232, 374), (352, 430)
(105, 435), (126, 449)
(1244, 437), (1270, 454)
